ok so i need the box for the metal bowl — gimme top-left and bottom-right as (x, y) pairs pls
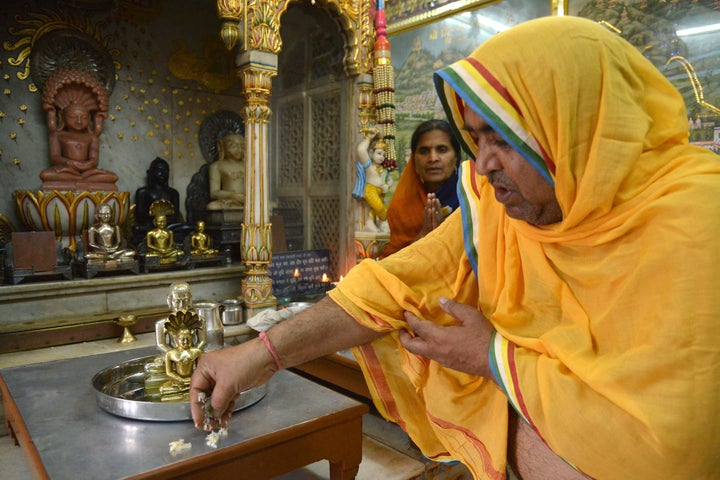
(278, 301), (313, 310)
(91, 354), (266, 421)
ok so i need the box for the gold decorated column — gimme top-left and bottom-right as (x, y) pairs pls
(238, 51), (278, 316)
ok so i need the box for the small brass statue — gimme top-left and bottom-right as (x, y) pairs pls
(158, 309), (205, 400)
(145, 200), (183, 264)
(145, 282), (206, 402)
(190, 221), (218, 257)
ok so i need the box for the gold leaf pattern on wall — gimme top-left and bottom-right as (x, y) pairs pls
(167, 38), (237, 93)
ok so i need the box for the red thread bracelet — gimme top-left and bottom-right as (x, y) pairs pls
(259, 331), (283, 370)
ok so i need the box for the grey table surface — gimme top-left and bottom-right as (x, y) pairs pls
(0, 346), (364, 479)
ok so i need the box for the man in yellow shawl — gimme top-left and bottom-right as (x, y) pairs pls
(190, 16), (720, 479)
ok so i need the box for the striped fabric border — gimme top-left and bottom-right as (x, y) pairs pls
(457, 160), (481, 277)
(488, 332), (530, 425)
(434, 58), (555, 185)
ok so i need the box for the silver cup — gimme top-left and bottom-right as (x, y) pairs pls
(219, 299), (244, 325)
(194, 301), (224, 351)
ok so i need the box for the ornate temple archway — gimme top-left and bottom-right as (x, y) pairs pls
(214, 0), (376, 315)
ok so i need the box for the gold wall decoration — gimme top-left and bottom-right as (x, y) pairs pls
(168, 39), (238, 93)
(3, 7), (119, 91)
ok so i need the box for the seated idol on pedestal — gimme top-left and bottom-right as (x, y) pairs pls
(206, 132), (245, 210)
(145, 200), (183, 264)
(85, 203), (135, 264)
(39, 68), (118, 191)
(190, 221), (218, 257)
(159, 309), (205, 401)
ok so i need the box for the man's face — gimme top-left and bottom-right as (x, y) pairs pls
(462, 108), (561, 225)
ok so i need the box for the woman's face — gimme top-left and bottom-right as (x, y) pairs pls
(413, 129), (458, 192)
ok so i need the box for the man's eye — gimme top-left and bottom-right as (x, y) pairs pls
(491, 135), (509, 148)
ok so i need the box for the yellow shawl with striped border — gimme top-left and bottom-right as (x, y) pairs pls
(330, 16), (720, 479)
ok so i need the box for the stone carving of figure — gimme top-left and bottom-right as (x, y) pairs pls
(85, 203), (135, 264)
(190, 221), (218, 256)
(134, 157), (183, 243)
(206, 132), (245, 210)
(146, 213), (183, 264)
(352, 130), (393, 233)
(39, 68), (118, 191)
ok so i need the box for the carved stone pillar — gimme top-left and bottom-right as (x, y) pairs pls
(238, 51), (278, 316)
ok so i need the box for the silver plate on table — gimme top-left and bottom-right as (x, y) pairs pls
(91, 354), (267, 421)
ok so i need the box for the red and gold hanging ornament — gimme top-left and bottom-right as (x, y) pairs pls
(372, 0), (397, 171)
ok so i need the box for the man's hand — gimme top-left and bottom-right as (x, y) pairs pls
(189, 338), (276, 431)
(398, 297), (496, 379)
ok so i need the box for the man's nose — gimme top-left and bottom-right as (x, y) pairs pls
(474, 139), (500, 175)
